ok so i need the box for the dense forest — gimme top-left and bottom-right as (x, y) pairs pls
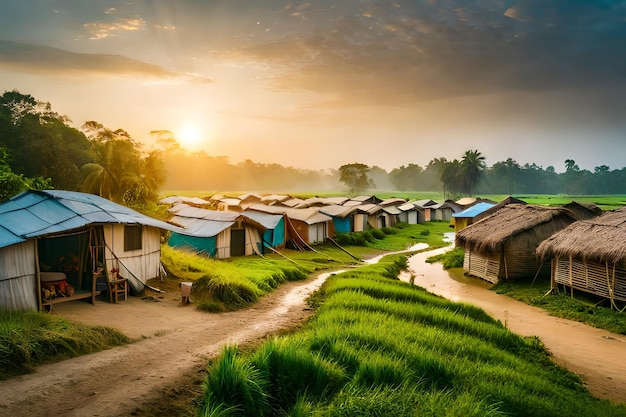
(1, 90), (626, 205)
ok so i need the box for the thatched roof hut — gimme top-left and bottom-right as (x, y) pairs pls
(456, 204), (580, 284)
(536, 207), (626, 306)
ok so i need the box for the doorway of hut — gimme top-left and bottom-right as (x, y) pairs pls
(230, 228), (245, 256)
(38, 228), (105, 297)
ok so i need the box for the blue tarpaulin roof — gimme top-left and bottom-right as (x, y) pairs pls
(451, 202), (496, 218)
(0, 190), (182, 249)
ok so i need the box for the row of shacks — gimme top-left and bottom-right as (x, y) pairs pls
(160, 193), (475, 256)
(454, 198), (626, 309)
(2, 189), (623, 311)
(0, 190), (465, 312)
(159, 194), (563, 257)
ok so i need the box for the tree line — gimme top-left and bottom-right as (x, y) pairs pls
(2, 89), (626, 206)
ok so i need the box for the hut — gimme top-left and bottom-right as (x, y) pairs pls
(397, 202), (423, 225)
(246, 204), (333, 248)
(429, 201), (454, 221)
(319, 204), (359, 234)
(379, 205), (402, 227)
(537, 207), (626, 307)
(456, 204), (581, 284)
(355, 203), (384, 230)
(167, 204), (284, 258)
(412, 199), (437, 222)
(451, 202), (496, 232)
(0, 190), (181, 311)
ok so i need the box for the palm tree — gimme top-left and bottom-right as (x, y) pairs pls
(461, 149), (486, 196)
(80, 123), (144, 203)
(426, 157), (448, 197)
(81, 138), (141, 203)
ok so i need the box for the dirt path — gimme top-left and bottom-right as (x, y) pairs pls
(0, 271), (331, 417)
(405, 247), (626, 404)
(1, 246), (625, 416)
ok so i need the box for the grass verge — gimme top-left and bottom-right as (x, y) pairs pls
(0, 311), (129, 380)
(198, 255), (626, 417)
(493, 277), (626, 335)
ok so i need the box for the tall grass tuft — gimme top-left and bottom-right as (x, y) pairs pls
(354, 353), (408, 387)
(200, 345), (269, 417)
(193, 272), (263, 307)
(0, 311), (128, 379)
(250, 338), (346, 412)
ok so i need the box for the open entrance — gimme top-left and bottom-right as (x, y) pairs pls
(38, 228), (105, 308)
(230, 228), (245, 257)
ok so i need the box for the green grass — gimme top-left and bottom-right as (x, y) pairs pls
(493, 277), (626, 335)
(0, 311), (129, 379)
(426, 246), (465, 269)
(363, 221), (452, 251)
(198, 255), (626, 416)
(498, 194), (626, 210)
(160, 223), (449, 310)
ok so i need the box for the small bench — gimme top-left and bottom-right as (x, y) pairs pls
(40, 271), (100, 311)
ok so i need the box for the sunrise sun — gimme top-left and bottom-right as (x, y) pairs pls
(177, 122), (204, 150)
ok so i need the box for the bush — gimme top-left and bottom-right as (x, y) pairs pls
(371, 229), (386, 240)
(426, 247), (464, 269)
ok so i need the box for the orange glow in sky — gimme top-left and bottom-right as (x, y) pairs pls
(0, 1), (624, 172)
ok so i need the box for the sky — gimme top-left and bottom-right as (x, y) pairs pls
(0, 0), (625, 173)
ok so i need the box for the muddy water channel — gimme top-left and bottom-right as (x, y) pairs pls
(403, 244), (626, 404)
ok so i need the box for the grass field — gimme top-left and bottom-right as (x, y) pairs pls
(198, 255), (626, 417)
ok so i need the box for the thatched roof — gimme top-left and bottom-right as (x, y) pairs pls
(561, 201), (602, 219)
(455, 204), (578, 253)
(537, 207), (626, 264)
(474, 196), (526, 222)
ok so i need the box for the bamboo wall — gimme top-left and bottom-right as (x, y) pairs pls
(464, 250), (501, 284)
(553, 257), (626, 303)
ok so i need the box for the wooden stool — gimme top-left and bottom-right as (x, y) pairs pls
(108, 278), (128, 303)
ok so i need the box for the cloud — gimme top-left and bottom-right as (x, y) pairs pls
(224, 0), (626, 106)
(83, 17), (146, 40)
(0, 40), (211, 83)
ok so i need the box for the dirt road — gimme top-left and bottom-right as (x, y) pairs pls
(1, 246), (625, 417)
(0, 271), (331, 417)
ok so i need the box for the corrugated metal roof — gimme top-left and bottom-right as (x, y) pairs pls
(356, 204), (382, 215)
(241, 210), (283, 229)
(246, 204), (330, 224)
(168, 204), (240, 221)
(382, 206), (402, 215)
(159, 195), (210, 206)
(397, 202), (418, 212)
(379, 198), (407, 207)
(452, 202), (496, 218)
(319, 204), (358, 218)
(0, 190), (182, 249)
(171, 216), (234, 237)
(412, 199), (438, 208)
(168, 204), (283, 236)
